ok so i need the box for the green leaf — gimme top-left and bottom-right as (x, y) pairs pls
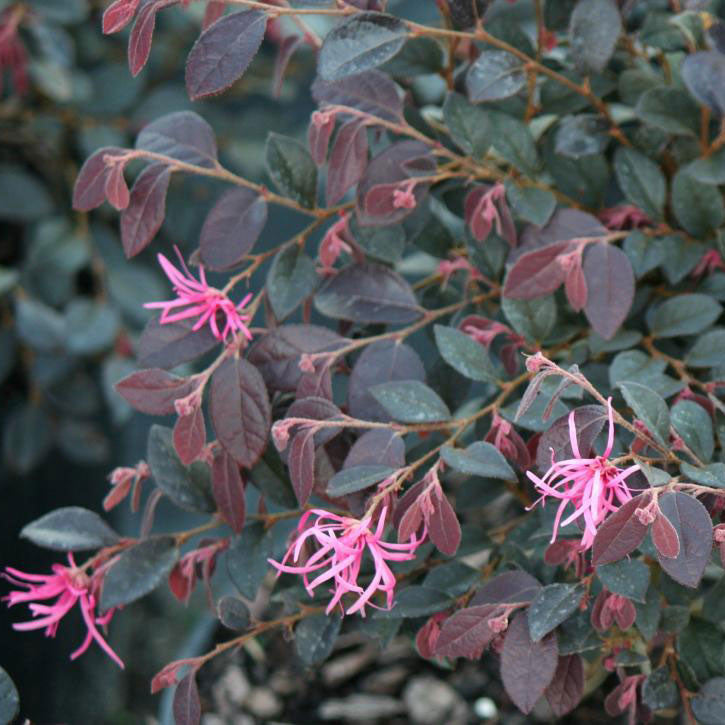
(443, 92), (491, 158)
(650, 294), (722, 338)
(327, 465), (395, 497)
(686, 329), (725, 367)
(528, 583), (583, 641)
(636, 87), (699, 136)
(383, 36), (444, 76)
(501, 294), (557, 343)
(317, 12), (407, 81)
(609, 349), (683, 398)
(488, 110), (539, 176)
(295, 614), (342, 665)
(226, 522), (273, 600)
(504, 183), (556, 227)
(0, 163), (53, 222)
(265, 133), (317, 209)
(370, 380), (451, 423)
(642, 667), (679, 711)
(687, 148), (725, 185)
(352, 221), (405, 264)
(635, 587), (662, 640)
(0, 667), (19, 725)
(692, 678), (725, 725)
(618, 381), (670, 446)
(375, 586), (453, 618)
(21, 507), (120, 552)
(441, 442), (516, 481)
(671, 400), (714, 463)
(267, 245), (318, 320)
(100, 536), (179, 612)
(679, 620), (725, 684)
(680, 462), (725, 488)
(569, 0), (622, 75)
(671, 168), (725, 237)
(466, 50), (526, 102)
(433, 324), (497, 383)
(623, 231), (667, 279)
(147, 425), (215, 513)
(596, 559), (650, 603)
(614, 147), (666, 220)
(217, 596), (251, 631)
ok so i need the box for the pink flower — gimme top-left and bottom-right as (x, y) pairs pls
(392, 181), (417, 210)
(145, 246), (253, 342)
(526, 399), (640, 549)
(3, 554), (123, 668)
(269, 507), (424, 616)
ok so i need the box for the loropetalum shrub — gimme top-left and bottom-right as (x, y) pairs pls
(6, 0), (725, 721)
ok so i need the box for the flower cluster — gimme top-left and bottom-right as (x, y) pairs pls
(527, 398), (640, 549)
(269, 507), (425, 616)
(3, 554), (123, 668)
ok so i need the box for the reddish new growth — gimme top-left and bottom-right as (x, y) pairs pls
(318, 213), (353, 272)
(0, 6), (28, 95)
(527, 398), (640, 549)
(145, 246), (253, 342)
(3, 554), (123, 668)
(269, 507), (425, 616)
(464, 183), (517, 246)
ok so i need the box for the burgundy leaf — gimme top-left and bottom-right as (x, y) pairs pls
(129, 0), (169, 77)
(656, 491), (712, 587)
(289, 428), (315, 506)
(344, 429), (405, 469)
(652, 509), (680, 559)
(199, 188), (267, 270)
(564, 257), (588, 311)
(312, 70), (403, 122)
(545, 654), (584, 717)
(185, 10), (267, 100)
(203, 1), (226, 29)
(348, 340), (425, 421)
(247, 324), (347, 392)
(308, 113), (335, 166)
(434, 604), (502, 659)
(398, 500), (425, 543)
(582, 242), (634, 340)
(120, 163), (171, 258)
(135, 110), (218, 168)
(103, 0), (140, 34)
(429, 492), (461, 556)
(296, 364), (333, 401)
(516, 209), (607, 258)
(326, 119), (368, 206)
(212, 450), (246, 533)
(393, 480), (425, 533)
(500, 612), (558, 715)
(115, 368), (197, 415)
(273, 34), (302, 97)
(173, 672), (201, 725)
(104, 163), (130, 211)
(173, 407), (206, 465)
(592, 493), (650, 566)
(210, 357), (271, 469)
(285, 397), (343, 446)
(503, 241), (571, 299)
(536, 405), (607, 472)
(72, 147), (126, 211)
(470, 570), (542, 607)
(137, 317), (219, 370)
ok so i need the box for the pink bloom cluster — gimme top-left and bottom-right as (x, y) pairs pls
(527, 399), (640, 549)
(3, 554), (123, 668)
(269, 507), (424, 616)
(145, 247), (253, 342)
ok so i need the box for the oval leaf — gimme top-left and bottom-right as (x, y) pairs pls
(370, 380), (450, 423)
(21, 507), (120, 551)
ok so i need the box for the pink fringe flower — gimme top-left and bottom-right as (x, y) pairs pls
(145, 247), (253, 342)
(3, 554), (123, 668)
(526, 398), (640, 550)
(269, 507), (424, 616)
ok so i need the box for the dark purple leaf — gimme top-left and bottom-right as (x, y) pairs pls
(592, 493), (650, 566)
(315, 262), (422, 325)
(247, 324), (347, 392)
(582, 242), (634, 340)
(289, 428), (315, 506)
(343, 429), (405, 469)
(185, 10), (267, 100)
(652, 509), (680, 559)
(471, 570), (542, 607)
(105, 163), (130, 210)
(657, 492), (712, 588)
(115, 368), (198, 415)
(545, 654), (585, 717)
(516, 208), (606, 259)
(286, 396), (343, 446)
(273, 34), (301, 97)
(326, 119), (368, 206)
(212, 450), (246, 534)
(348, 339), (425, 421)
(501, 612), (559, 715)
(356, 141), (434, 226)
(173, 407), (206, 465)
(200, 188), (267, 270)
(173, 672), (201, 725)
(296, 365), (332, 401)
(73, 147), (126, 211)
(135, 110), (217, 168)
(210, 357), (271, 469)
(429, 492), (461, 556)
(120, 163), (171, 258)
(434, 604), (502, 659)
(138, 316), (219, 370)
(312, 70), (403, 122)
(536, 405), (607, 472)
(503, 241), (571, 299)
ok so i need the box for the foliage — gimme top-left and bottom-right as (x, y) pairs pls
(7, 0), (725, 721)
